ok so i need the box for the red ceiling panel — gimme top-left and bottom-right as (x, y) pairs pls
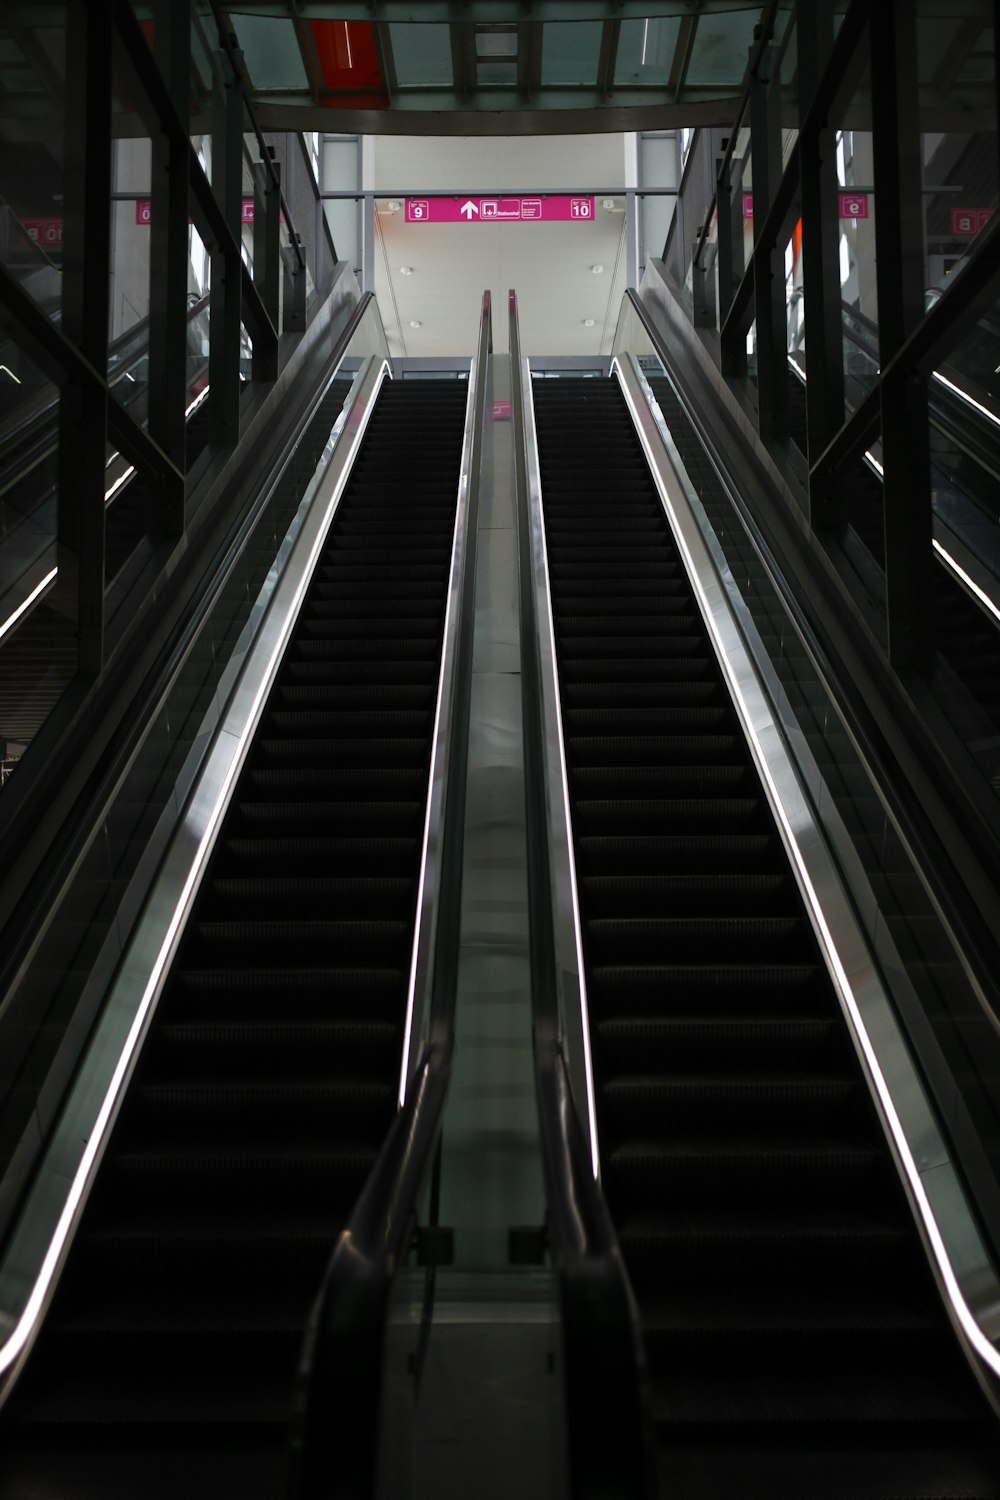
(309, 21), (388, 109)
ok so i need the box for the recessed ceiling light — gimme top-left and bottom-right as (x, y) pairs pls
(591, 264), (604, 274)
(583, 318), (595, 327)
(409, 320), (422, 329)
(399, 266), (413, 275)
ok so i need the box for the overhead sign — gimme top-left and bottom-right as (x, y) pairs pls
(741, 192), (869, 220)
(951, 207), (994, 237)
(21, 217), (63, 247)
(134, 198), (255, 225)
(405, 196), (595, 225)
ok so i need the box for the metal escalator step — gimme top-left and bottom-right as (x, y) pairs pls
(212, 836), (418, 876)
(204, 874), (415, 918)
(186, 916), (413, 963)
(572, 766), (753, 800)
(572, 796), (766, 836)
(588, 959), (826, 1012)
(228, 800), (424, 835)
(597, 1015), (843, 1070)
(585, 913), (814, 962)
(600, 1072), (867, 1134)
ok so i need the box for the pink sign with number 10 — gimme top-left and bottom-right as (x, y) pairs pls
(405, 196), (595, 225)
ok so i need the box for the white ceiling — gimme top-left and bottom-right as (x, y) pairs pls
(371, 133), (632, 358)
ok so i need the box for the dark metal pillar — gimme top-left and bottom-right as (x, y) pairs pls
(797, 0), (847, 527)
(284, 235), (308, 333)
(871, 0), (932, 668)
(718, 149), (747, 375)
(58, 0), (112, 674)
(750, 42), (789, 442)
(148, 0), (190, 537)
(209, 40), (244, 446)
(253, 153), (281, 380)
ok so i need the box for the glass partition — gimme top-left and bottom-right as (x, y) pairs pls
(0, 297), (384, 1251)
(0, 13), (65, 322)
(615, 310), (1000, 1280)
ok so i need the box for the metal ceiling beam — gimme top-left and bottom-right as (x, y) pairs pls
(374, 20), (398, 101)
(450, 22), (478, 101)
(199, 1), (770, 19)
(519, 21), (543, 99)
(667, 12), (698, 101)
(596, 19), (620, 102)
(254, 95), (746, 132)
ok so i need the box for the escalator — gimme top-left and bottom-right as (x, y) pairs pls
(0, 374), (468, 1498)
(530, 374), (1000, 1498)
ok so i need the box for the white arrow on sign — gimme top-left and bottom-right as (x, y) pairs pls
(460, 200), (479, 220)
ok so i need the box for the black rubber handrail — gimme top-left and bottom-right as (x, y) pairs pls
(510, 289), (656, 1500)
(289, 293), (490, 1500)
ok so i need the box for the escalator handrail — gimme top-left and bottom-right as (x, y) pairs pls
(290, 292), (491, 1500)
(510, 290), (656, 1500)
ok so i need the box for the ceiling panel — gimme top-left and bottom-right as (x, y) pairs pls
(370, 133), (630, 357)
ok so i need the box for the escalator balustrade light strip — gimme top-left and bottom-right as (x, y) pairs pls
(0, 569), (57, 645)
(617, 352), (1000, 1387)
(100, 392), (210, 504)
(0, 358), (389, 1397)
(397, 359), (478, 1109)
(932, 538), (1000, 628)
(933, 370), (1000, 431)
(523, 355), (601, 1181)
(104, 467), (136, 503)
(185, 386), (210, 419)
(863, 448), (1000, 626)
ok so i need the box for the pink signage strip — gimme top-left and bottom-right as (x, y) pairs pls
(951, 207), (994, 237)
(21, 217), (63, 246)
(405, 195), (595, 225)
(135, 198), (255, 225)
(742, 191), (870, 220)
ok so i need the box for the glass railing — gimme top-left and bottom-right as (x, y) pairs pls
(614, 290), (1000, 1289)
(0, 294), (385, 1273)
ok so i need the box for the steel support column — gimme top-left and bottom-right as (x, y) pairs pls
(717, 151), (746, 374)
(148, 0), (190, 537)
(871, 0), (932, 668)
(253, 154), (281, 381)
(750, 43), (788, 442)
(58, 0), (112, 674)
(284, 235), (308, 332)
(797, 0), (847, 528)
(209, 42), (244, 447)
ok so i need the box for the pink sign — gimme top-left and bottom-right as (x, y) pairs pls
(952, 207), (994, 237)
(21, 217), (63, 246)
(135, 198), (255, 225)
(839, 192), (869, 219)
(405, 196), (595, 225)
(741, 191), (869, 220)
(492, 400), (512, 421)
